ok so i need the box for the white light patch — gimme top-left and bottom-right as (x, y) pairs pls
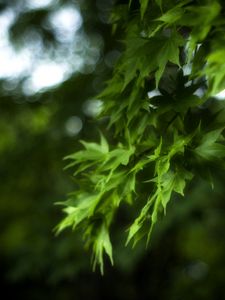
(194, 88), (204, 98)
(82, 99), (102, 117)
(26, 0), (55, 9)
(49, 6), (82, 42)
(23, 62), (69, 94)
(214, 89), (225, 100)
(65, 116), (83, 136)
(0, 6), (87, 95)
(0, 7), (82, 94)
(147, 90), (161, 98)
(183, 64), (192, 76)
(0, 47), (32, 78)
(0, 9), (15, 38)
(184, 81), (192, 87)
(0, 9), (32, 78)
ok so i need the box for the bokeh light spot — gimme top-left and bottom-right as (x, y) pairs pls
(65, 116), (83, 136)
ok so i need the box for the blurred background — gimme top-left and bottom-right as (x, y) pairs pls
(1, 0), (225, 299)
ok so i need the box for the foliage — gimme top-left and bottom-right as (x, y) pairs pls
(0, 0), (112, 283)
(58, 0), (225, 273)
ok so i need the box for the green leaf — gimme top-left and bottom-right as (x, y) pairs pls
(155, 0), (162, 9)
(195, 143), (225, 160)
(156, 1), (189, 24)
(122, 172), (136, 203)
(56, 193), (102, 232)
(194, 127), (225, 160)
(65, 133), (109, 168)
(155, 31), (184, 87)
(140, 0), (150, 19)
(173, 169), (193, 195)
(99, 145), (135, 173)
(92, 223), (113, 275)
(126, 194), (156, 246)
(199, 128), (224, 146)
(205, 49), (225, 95)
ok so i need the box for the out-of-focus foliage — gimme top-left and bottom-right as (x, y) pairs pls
(58, 0), (225, 273)
(0, 0), (116, 285)
(1, 1), (225, 300)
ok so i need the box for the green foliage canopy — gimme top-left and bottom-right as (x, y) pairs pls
(57, 0), (225, 273)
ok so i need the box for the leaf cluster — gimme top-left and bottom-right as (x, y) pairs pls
(57, 0), (225, 273)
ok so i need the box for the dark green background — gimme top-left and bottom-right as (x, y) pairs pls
(1, 1), (225, 299)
